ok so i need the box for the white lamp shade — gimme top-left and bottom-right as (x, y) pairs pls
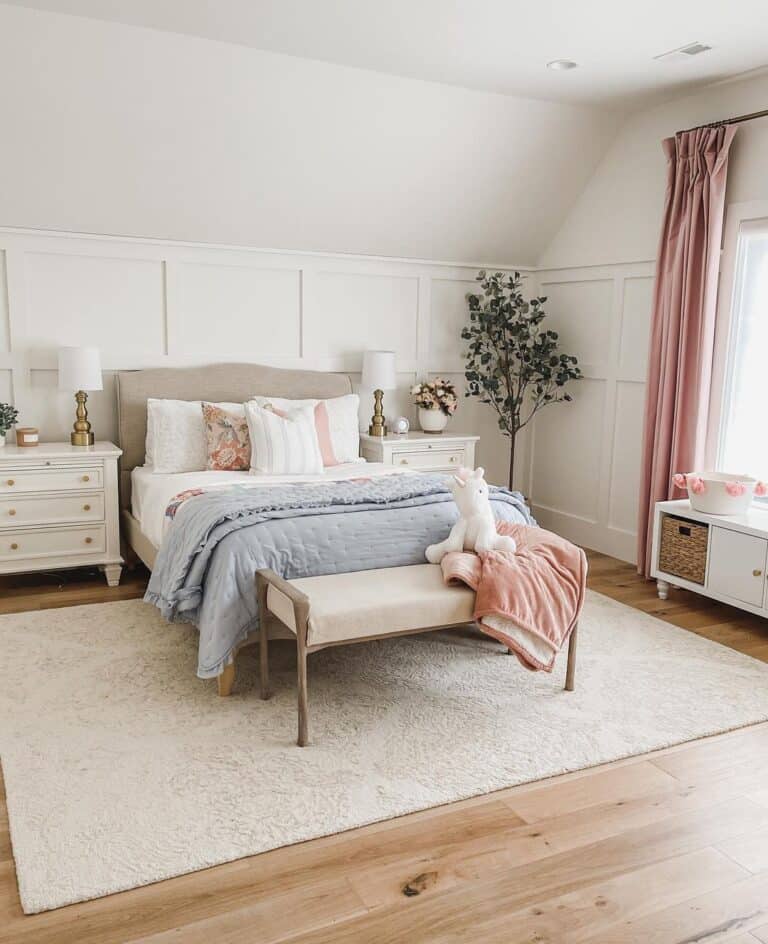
(58, 346), (103, 392)
(361, 350), (396, 391)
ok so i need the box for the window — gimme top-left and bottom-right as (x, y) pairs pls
(717, 219), (768, 479)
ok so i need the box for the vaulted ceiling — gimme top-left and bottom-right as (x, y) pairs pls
(5, 0), (768, 107)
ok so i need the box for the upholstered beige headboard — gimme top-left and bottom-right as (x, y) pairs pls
(116, 363), (352, 507)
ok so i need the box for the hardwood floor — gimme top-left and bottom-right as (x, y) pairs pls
(2, 551), (768, 943)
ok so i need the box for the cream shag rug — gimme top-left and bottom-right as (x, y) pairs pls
(3, 591), (768, 913)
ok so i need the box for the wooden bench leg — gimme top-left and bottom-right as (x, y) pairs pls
(256, 573), (270, 700)
(260, 624), (270, 700)
(295, 598), (311, 747)
(297, 640), (309, 747)
(255, 569), (312, 747)
(565, 622), (578, 692)
(217, 661), (236, 697)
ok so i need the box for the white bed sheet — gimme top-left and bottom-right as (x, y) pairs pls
(131, 462), (406, 549)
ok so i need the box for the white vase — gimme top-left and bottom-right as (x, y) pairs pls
(0, 433), (5, 448)
(418, 407), (449, 434)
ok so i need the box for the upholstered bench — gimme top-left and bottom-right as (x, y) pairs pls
(256, 564), (578, 746)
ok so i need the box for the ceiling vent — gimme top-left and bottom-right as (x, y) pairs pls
(654, 42), (713, 63)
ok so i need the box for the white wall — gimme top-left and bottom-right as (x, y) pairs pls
(0, 3), (618, 265)
(541, 71), (768, 269)
(0, 227), (533, 485)
(527, 70), (768, 563)
(0, 2), (621, 495)
(523, 262), (654, 562)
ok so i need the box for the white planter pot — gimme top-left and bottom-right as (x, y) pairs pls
(418, 408), (449, 434)
(0, 433), (6, 448)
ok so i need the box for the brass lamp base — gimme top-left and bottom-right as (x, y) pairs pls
(70, 390), (95, 446)
(368, 389), (388, 437)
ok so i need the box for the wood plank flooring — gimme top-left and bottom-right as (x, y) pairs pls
(2, 550), (768, 943)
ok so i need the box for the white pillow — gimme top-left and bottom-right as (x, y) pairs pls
(145, 399), (245, 474)
(254, 394), (360, 465)
(244, 402), (324, 475)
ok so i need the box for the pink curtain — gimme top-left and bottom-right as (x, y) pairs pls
(637, 125), (737, 576)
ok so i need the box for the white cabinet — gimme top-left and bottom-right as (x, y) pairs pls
(0, 441), (123, 586)
(360, 432), (478, 472)
(651, 499), (768, 616)
(707, 527), (767, 608)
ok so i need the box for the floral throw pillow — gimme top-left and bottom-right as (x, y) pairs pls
(201, 402), (251, 471)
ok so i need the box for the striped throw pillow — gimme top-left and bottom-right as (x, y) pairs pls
(244, 402), (324, 475)
(254, 394), (360, 465)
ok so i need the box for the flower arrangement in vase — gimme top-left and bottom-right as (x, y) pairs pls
(411, 378), (457, 434)
(0, 402), (18, 447)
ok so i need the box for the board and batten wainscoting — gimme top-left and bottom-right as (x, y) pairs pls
(524, 262), (655, 563)
(0, 227), (536, 489)
(0, 226), (654, 562)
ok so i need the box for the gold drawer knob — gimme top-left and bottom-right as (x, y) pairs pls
(6, 479), (14, 486)
(10, 542), (18, 550)
(81, 475), (90, 483)
(754, 569), (763, 577)
(85, 537), (93, 544)
(83, 504), (91, 511)
(8, 509), (16, 516)
(449, 456), (457, 463)
(400, 458), (408, 465)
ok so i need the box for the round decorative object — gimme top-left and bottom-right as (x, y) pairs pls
(418, 407), (449, 434)
(392, 416), (410, 435)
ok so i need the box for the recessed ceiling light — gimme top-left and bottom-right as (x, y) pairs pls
(547, 59), (579, 71)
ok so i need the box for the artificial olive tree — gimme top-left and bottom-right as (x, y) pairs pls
(462, 271), (582, 490)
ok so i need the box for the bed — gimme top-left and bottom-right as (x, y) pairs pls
(116, 363), (534, 693)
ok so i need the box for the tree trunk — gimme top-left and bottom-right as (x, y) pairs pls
(508, 432), (516, 492)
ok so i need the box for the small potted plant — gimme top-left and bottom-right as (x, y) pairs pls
(410, 378), (458, 433)
(0, 402), (18, 447)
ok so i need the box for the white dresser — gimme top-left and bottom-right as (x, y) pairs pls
(0, 441), (123, 586)
(651, 499), (768, 616)
(360, 432), (478, 473)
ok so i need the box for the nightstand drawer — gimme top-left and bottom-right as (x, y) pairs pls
(0, 525), (106, 563)
(393, 449), (465, 470)
(0, 492), (105, 528)
(0, 466), (102, 494)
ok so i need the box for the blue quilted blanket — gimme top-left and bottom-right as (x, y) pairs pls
(145, 473), (534, 678)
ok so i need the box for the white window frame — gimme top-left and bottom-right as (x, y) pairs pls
(707, 199), (768, 470)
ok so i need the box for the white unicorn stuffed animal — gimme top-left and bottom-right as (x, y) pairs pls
(425, 467), (517, 564)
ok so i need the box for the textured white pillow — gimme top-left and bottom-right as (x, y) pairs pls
(254, 394), (360, 465)
(244, 402), (324, 475)
(145, 399), (245, 473)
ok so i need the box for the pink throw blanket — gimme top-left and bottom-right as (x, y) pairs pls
(441, 523), (587, 672)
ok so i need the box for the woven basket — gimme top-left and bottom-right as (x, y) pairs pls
(658, 515), (708, 585)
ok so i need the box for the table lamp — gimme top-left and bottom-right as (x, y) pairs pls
(58, 346), (103, 446)
(361, 350), (396, 437)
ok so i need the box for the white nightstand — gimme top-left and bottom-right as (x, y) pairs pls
(360, 432), (478, 473)
(0, 441), (123, 586)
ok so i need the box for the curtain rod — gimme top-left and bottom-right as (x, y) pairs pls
(679, 107), (768, 135)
